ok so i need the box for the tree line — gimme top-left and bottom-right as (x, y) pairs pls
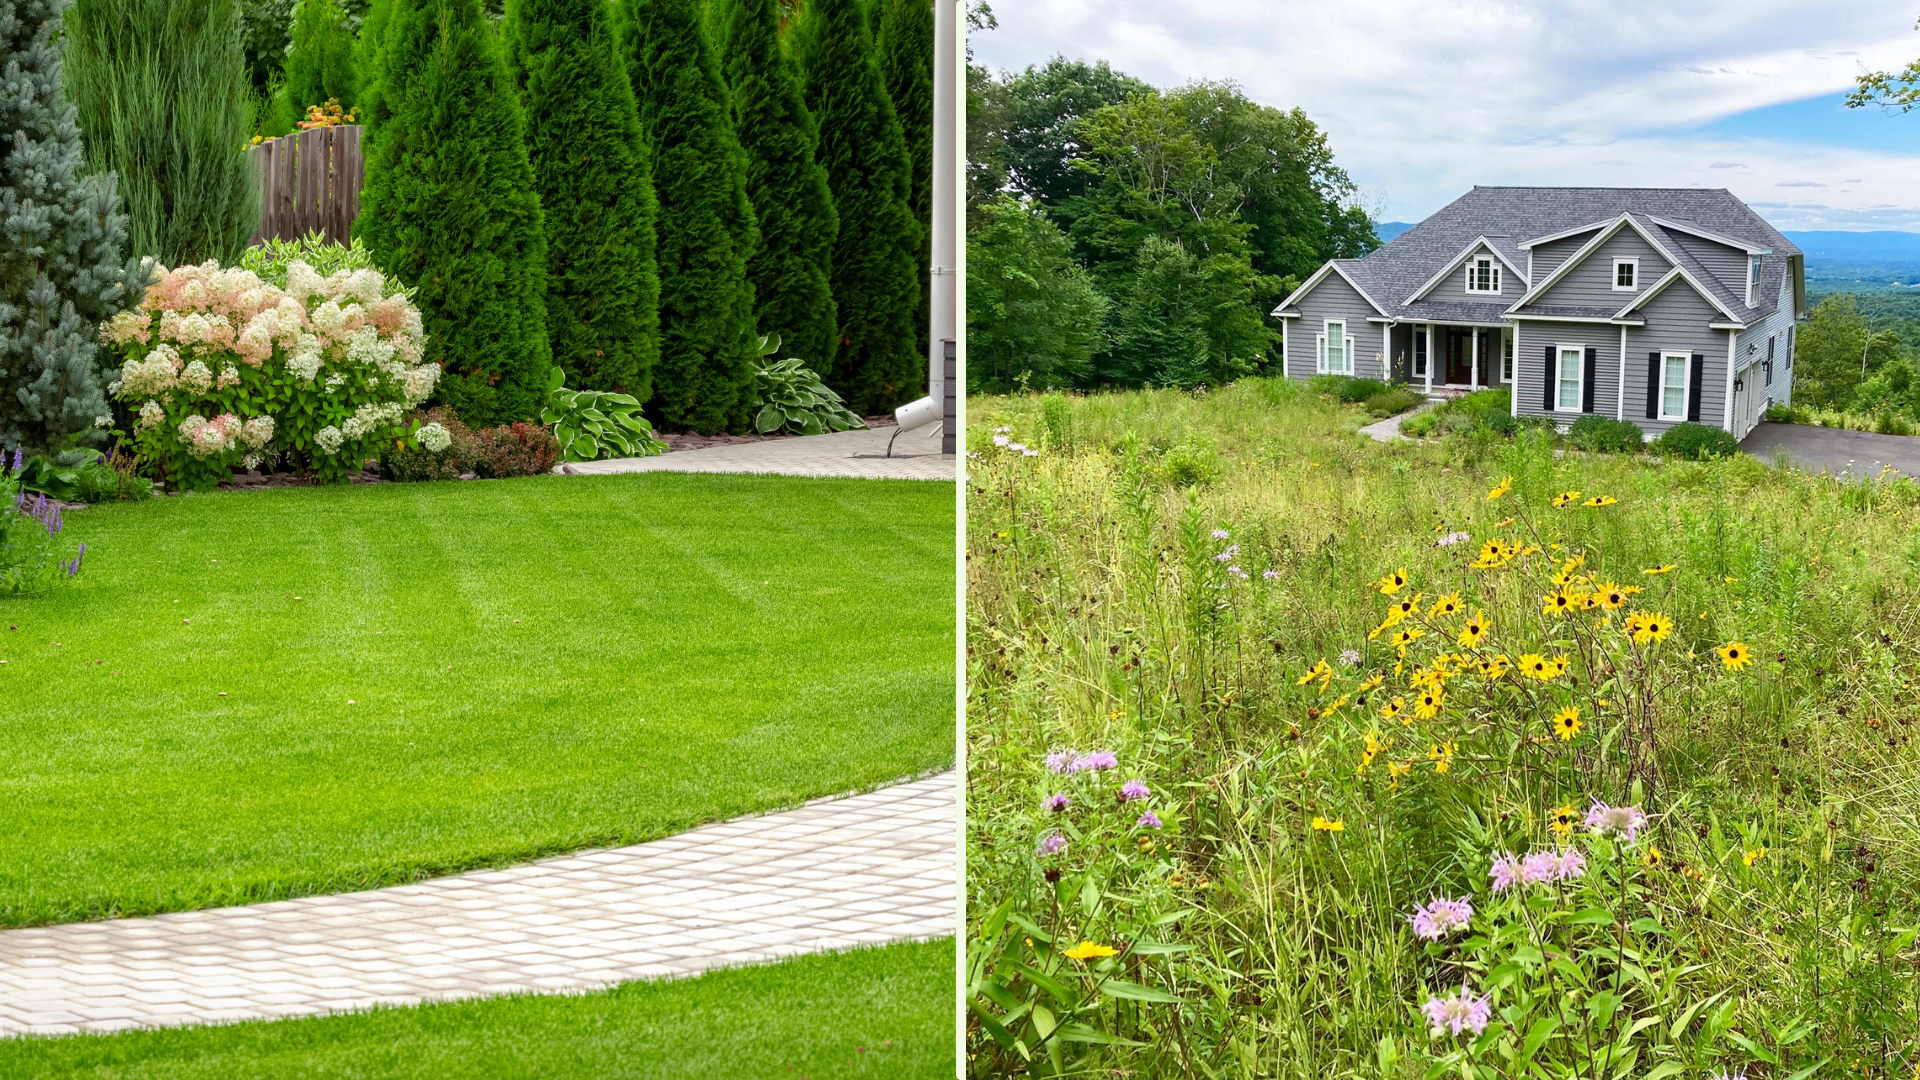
(965, 15), (1377, 395)
(56, 0), (936, 431)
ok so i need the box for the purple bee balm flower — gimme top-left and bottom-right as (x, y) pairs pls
(1227, 565), (1248, 579)
(1211, 529), (1230, 540)
(1408, 895), (1474, 941)
(1489, 852), (1521, 893)
(1550, 847), (1587, 881)
(1584, 802), (1649, 842)
(1044, 793), (1069, 813)
(1338, 649), (1362, 666)
(1135, 810), (1163, 830)
(1118, 779), (1149, 802)
(1436, 530), (1473, 547)
(1707, 1070), (1750, 1080)
(1421, 985), (1493, 1038)
(1045, 750), (1076, 774)
(1262, 568), (1280, 580)
(1518, 851), (1558, 886)
(1074, 750), (1118, 772)
(1037, 831), (1067, 857)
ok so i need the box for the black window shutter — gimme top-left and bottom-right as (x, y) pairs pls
(1645, 352), (1659, 419)
(1687, 353), (1705, 422)
(1582, 347), (1597, 413)
(1542, 345), (1554, 411)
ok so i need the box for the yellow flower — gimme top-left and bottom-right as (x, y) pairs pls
(1717, 641), (1752, 670)
(1643, 846), (1663, 867)
(1391, 626), (1424, 657)
(1487, 476), (1512, 500)
(1478, 654), (1511, 680)
(1297, 658), (1333, 687)
(1542, 591), (1575, 617)
(1551, 705), (1582, 741)
(1387, 759), (1412, 789)
(1494, 516), (1514, 528)
(1427, 741), (1455, 773)
(1325, 693), (1350, 712)
(1549, 803), (1577, 836)
(1064, 941), (1119, 961)
(1517, 652), (1551, 680)
(1476, 539), (1503, 563)
(1547, 654), (1570, 678)
(1519, 544), (1541, 557)
(1643, 564), (1675, 576)
(1584, 495), (1617, 507)
(1743, 846), (1766, 868)
(1723, 575), (1739, 585)
(1380, 695), (1405, 721)
(1388, 593), (1423, 623)
(1578, 592), (1601, 612)
(1357, 673), (1383, 693)
(1428, 592), (1462, 618)
(1632, 612), (1674, 645)
(1551, 490), (1581, 508)
(1456, 611), (1489, 648)
(1414, 687), (1444, 720)
(1375, 568), (1409, 595)
(1597, 582), (1628, 609)
(1311, 816), (1345, 832)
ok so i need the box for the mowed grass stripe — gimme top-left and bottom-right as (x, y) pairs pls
(0, 472), (955, 926)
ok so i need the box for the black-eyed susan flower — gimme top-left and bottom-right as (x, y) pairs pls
(1456, 611), (1489, 648)
(1495, 516), (1514, 528)
(1427, 741), (1455, 773)
(1551, 490), (1581, 508)
(1584, 495), (1617, 507)
(1578, 592), (1601, 612)
(1428, 592), (1462, 619)
(1392, 626), (1424, 657)
(1517, 652), (1551, 680)
(1375, 568), (1409, 595)
(1479, 654), (1511, 680)
(1546, 654), (1570, 678)
(1357, 673), (1383, 693)
(1598, 582), (1628, 609)
(1717, 641), (1752, 670)
(1643, 564), (1675, 576)
(1743, 846), (1766, 867)
(1389, 593), (1423, 622)
(1387, 760), (1411, 789)
(1414, 686), (1444, 720)
(1296, 658), (1333, 687)
(1551, 705), (1582, 741)
(1310, 816), (1344, 832)
(1643, 846), (1663, 867)
(1549, 803), (1578, 836)
(1542, 591), (1575, 617)
(1380, 695), (1406, 721)
(1476, 539), (1503, 563)
(1487, 476), (1512, 500)
(1632, 613), (1674, 645)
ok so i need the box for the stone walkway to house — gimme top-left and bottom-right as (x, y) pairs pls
(562, 426), (955, 482)
(1359, 403), (1432, 443)
(0, 773), (955, 1037)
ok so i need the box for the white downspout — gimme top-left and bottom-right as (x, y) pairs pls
(1723, 329), (1737, 432)
(1510, 323), (1520, 417)
(894, 0), (960, 441)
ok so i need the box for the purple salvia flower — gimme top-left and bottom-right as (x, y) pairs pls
(1135, 810), (1162, 829)
(1421, 985), (1493, 1038)
(1584, 802), (1649, 842)
(1044, 793), (1069, 813)
(1118, 779), (1149, 802)
(1408, 896), (1474, 941)
(1037, 831), (1067, 857)
(1489, 852), (1521, 893)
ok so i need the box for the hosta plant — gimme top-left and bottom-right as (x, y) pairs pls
(752, 334), (867, 435)
(541, 367), (666, 462)
(103, 255), (439, 490)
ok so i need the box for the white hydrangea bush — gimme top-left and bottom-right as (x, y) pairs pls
(102, 259), (438, 490)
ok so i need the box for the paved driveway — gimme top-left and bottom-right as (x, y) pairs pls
(1741, 422), (1920, 478)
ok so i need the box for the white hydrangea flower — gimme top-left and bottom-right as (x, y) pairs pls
(309, 299), (347, 337)
(239, 416), (275, 449)
(401, 364), (439, 404)
(241, 453), (261, 470)
(176, 414), (207, 443)
(94, 414), (112, 428)
(286, 338), (323, 386)
(217, 365), (240, 389)
(313, 425), (344, 454)
(137, 400), (164, 429)
(344, 268), (384, 303)
(285, 261), (324, 302)
(178, 359), (214, 393)
(416, 422), (451, 452)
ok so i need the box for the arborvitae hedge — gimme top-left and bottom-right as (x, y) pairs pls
(358, 0), (551, 425)
(0, 0), (149, 453)
(620, 0), (758, 434)
(796, 0), (919, 415)
(506, 0), (660, 398)
(723, 0), (836, 371)
(878, 0), (933, 373)
(64, 0), (258, 267)
(276, 0), (358, 131)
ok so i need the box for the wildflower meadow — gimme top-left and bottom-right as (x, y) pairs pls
(966, 378), (1920, 1078)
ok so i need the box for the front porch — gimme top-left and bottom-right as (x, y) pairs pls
(1387, 322), (1513, 396)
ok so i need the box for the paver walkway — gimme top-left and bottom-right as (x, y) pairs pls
(564, 426), (955, 482)
(1359, 402), (1432, 443)
(0, 772), (955, 1037)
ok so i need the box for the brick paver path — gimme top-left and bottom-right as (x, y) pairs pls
(0, 773), (955, 1036)
(563, 426), (955, 482)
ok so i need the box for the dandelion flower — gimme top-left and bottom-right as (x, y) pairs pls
(1717, 641), (1752, 670)
(1487, 476), (1511, 500)
(1063, 941), (1118, 961)
(1310, 816), (1344, 832)
(1551, 705), (1582, 741)
(1408, 896), (1474, 940)
(1584, 801), (1648, 841)
(1422, 984), (1493, 1038)
(1549, 803), (1577, 837)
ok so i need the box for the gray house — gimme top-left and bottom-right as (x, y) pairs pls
(1272, 187), (1805, 440)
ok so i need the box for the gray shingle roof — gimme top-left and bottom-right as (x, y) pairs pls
(1325, 187), (1798, 325)
(1509, 303), (1625, 320)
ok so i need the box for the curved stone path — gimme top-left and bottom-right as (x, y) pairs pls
(563, 426), (956, 482)
(0, 772), (956, 1037)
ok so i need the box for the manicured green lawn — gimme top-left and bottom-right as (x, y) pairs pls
(0, 472), (954, 927)
(0, 939), (957, 1078)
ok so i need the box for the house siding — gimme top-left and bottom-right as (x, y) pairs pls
(1281, 269), (1389, 380)
(1533, 229), (1672, 310)
(1728, 268), (1798, 436)
(1512, 319), (1619, 426)
(1666, 231), (1748, 299)
(1528, 231), (1599, 282)
(1621, 281), (1729, 439)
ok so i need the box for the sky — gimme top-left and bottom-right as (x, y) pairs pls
(969, 0), (1920, 231)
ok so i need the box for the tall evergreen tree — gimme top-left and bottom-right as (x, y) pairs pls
(795, 0), (918, 415)
(505, 0), (660, 398)
(723, 0), (836, 368)
(877, 0), (933, 374)
(64, 0), (257, 267)
(275, 0), (359, 132)
(358, 0), (551, 425)
(353, 0), (395, 131)
(0, 0), (149, 453)
(620, 0), (759, 434)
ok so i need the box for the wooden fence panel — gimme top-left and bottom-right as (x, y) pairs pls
(248, 125), (366, 247)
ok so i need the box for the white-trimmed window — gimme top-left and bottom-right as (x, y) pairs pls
(1465, 255), (1501, 295)
(1316, 319), (1353, 375)
(1413, 325), (1428, 376)
(1555, 344), (1583, 411)
(1659, 351), (1689, 421)
(1612, 258), (1638, 291)
(1502, 331), (1514, 382)
(1747, 255), (1761, 304)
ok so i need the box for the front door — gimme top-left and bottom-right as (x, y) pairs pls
(1445, 330), (1473, 385)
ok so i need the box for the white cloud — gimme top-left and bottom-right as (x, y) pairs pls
(971, 0), (1920, 229)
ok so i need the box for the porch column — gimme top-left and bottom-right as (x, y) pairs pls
(1423, 325), (1433, 394)
(1470, 328), (1479, 390)
(1382, 322), (1391, 381)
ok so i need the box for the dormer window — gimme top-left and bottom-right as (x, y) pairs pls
(1612, 258), (1638, 292)
(1747, 254), (1761, 305)
(1465, 255), (1500, 295)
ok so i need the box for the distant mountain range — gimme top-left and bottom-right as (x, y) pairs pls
(1372, 222), (1920, 293)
